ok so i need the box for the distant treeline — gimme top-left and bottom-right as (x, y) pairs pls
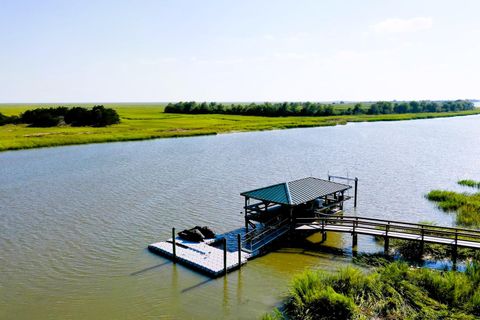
(0, 105), (120, 127)
(164, 100), (474, 117)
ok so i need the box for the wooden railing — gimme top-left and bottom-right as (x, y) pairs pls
(296, 214), (480, 243)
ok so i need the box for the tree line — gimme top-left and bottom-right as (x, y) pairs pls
(164, 100), (474, 117)
(0, 105), (120, 127)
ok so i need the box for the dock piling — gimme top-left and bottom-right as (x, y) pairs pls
(384, 223), (390, 255)
(354, 178), (358, 208)
(352, 217), (357, 248)
(237, 234), (242, 268)
(223, 238), (227, 275)
(172, 227), (176, 263)
(452, 231), (458, 270)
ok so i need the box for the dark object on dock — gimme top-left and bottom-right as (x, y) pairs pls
(178, 228), (205, 242)
(194, 226), (216, 239)
(177, 226), (216, 242)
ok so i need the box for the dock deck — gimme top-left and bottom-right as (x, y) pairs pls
(148, 237), (250, 278)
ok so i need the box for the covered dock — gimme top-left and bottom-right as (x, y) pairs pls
(241, 177), (354, 232)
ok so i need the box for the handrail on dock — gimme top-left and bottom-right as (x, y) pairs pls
(296, 214), (480, 248)
(242, 217), (290, 253)
(295, 214), (480, 268)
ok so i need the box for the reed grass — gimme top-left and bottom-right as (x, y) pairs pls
(458, 180), (480, 189)
(263, 261), (480, 319)
(427, 189), (480, 227)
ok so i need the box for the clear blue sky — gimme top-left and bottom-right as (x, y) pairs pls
(1, 0), (479, 102)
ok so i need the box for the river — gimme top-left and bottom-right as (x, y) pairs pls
(1, 115), (480, 319)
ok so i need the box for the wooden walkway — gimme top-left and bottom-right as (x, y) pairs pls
(148, 237), (250, 278)
(296, 215), (480, 253)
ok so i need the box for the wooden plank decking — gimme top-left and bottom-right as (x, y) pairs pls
(148, 237), (250, 278)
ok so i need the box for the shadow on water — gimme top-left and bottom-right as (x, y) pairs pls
(130, 261), (172, 276)
(181, 277), (215, 293)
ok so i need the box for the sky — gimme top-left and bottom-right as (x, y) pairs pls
(0, 0), (479, 103)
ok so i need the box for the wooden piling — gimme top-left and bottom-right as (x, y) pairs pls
(322, 231), (327, 242)
(452, 231), (458, 270)
(223, 237), (227, 275)
(352, 218), (357, 248)
(420, 226), (425, 258)
(237, 234), (242, 268)
(172, 227), (176, 263)
(354, 178), (358, 208)
(384, 223), (390, 255)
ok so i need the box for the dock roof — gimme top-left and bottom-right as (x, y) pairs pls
(240, 177), (351, 206)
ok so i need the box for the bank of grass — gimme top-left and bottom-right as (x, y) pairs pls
(1, 104), (479, 152)
(263, 261), (480, 320)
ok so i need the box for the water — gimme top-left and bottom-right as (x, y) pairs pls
(1, 115), (480, 319)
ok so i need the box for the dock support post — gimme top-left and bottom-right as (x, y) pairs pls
(223, 237), (228, 276)
(384, 237), (389, 255)
(452, 232), (458, 270)
(245, 197), (249, 232)
(172, 227), (176, 263)
(352, 217), (357, 248)
(384, 223), (390, 255)
(237, 234), (242, 268)
(354, 178), (358, 208)
(322, 232), (327, 242)
(420, 227), (425, 259)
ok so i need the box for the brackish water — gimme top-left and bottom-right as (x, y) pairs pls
(1, 115), (480, 319)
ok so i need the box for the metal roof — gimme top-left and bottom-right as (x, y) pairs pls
(240, 177), (351, 206)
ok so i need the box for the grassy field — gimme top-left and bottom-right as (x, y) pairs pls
(1, 103), (479, 152)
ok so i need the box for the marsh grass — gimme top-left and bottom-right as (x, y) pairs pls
(1, 104), (479, 152)
(263, 261), (480, 319)
(427, 189), (480, 227)
(458, 180), (480, 189)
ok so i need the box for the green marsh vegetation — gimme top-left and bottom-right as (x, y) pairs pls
(427, 180), (480, 228)
(1, 102), (479, 152)
(263, 260), (480, 320)
(458, 180), (480, 189)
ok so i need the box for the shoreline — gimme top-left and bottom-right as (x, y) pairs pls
(1, 109), (479, 152)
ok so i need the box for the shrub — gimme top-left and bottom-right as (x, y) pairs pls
(19, 106), (120, 127)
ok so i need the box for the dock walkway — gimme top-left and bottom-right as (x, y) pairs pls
(296, 215), (480, 250)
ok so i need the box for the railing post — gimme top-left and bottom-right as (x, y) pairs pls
(172, 227), (176, 263)
(223, 237), (228, 276)
(237, 234), (242, 268)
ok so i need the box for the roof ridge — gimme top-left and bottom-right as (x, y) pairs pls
(284, 181), (292, 205)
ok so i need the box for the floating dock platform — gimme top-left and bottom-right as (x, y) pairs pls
(148, 237), (250, 278)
